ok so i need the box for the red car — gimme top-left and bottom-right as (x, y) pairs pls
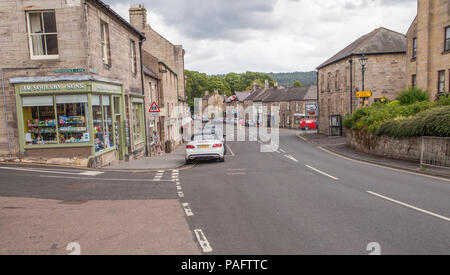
(300, 119), (317, 130)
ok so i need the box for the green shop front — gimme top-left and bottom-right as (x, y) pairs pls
(11, 76), (128, 167)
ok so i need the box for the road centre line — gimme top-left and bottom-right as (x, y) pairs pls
(284, 155), (298, 162)
(367, 191), (450, 222)
(39, 175), (173, 182)
(305, 165), (339, 180)
(194, 229), (213, 253)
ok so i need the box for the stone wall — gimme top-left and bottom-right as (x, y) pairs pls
(346, 129), (421, 162)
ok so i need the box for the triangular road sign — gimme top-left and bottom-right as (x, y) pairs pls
(149, 102), (160, 113)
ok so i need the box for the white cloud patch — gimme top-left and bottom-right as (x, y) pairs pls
(103, 0), (417, 74)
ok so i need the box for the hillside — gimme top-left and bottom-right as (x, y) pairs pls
(267, 71), (317, 87)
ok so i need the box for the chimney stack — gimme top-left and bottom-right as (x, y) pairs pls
(129, 4), (147, 30)
(204, 90), (209, 96)
(264, 79), (269, 89)
(214, 90), (219, 95)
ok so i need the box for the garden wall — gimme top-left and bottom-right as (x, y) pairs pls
(346, 129), (421, 162)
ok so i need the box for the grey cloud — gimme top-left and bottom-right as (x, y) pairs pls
(103, 0), (278, 41)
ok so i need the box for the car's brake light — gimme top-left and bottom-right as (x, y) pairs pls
(213, 144), (223, 148)
(186, 145), (195, 149)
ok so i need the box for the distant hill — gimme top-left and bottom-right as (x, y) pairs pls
(267, 71), (317, 87)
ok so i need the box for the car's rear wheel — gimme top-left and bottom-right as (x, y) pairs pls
(218, 157), (225, 163)
(186, 159), (192, 165)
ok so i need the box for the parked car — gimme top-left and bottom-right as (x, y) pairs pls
(300, 119), (318, 130)
(202, 125), (227, 154)
(186, 134), (225, 164)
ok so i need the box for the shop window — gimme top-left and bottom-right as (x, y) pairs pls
(26, 11), (59, 59)
(132, 102), (144, 143)
(92, 95), (114, 153)
(22, 96), (57, 145)
(56, 95), (89, 143)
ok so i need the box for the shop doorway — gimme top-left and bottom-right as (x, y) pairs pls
(113, 96), (123, 160)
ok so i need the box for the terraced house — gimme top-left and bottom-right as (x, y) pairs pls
(0, 0), (147, 167)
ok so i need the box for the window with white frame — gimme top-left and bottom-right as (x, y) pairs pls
(27, 11), (59, 59)
(130, 40), (137, 74)
(100, 21), (110, 65)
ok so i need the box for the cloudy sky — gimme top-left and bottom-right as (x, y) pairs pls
(103, 0), (417, 74)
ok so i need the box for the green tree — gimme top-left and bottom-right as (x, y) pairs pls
(293, 80), (303, 87)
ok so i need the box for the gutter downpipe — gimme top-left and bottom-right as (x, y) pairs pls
(316, 70), (319, 132)
(139, 38), (150, 157)
(349, 58), (353, 114)
(1, 68), (11, 156)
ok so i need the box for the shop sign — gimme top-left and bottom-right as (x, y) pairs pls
(53, 68), (86, 74)
(305, 103), (317, 116)
(20, 83), (87, 93)
(92, 82), (122, 94)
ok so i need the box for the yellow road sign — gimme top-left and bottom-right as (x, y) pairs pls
(356, 91), (372, 98)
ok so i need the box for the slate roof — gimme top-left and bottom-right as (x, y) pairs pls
(261, 87), (285, 102)
(316, 27), (406, 69)
(278, 86), (317, 101)
(244, 85), (265, 101)
(235, 91), (251, 102)
(143, 65), (158, 79)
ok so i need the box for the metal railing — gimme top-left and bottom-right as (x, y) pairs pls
(420, 136), (450, 169)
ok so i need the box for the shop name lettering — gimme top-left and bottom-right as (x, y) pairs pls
(22, 84), (85, 92)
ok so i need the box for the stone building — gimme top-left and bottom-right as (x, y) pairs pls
(129, 5), (188, 150)
(316, 27), (407, 135)
(277, 86), (317, 129)
(225, 91), (251, 120)
(0, 0), (146, 167)
(406, 0), (450, 98)
(202, 90), (226, 119)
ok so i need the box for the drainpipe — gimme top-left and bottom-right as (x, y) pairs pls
(139, 39), (150, 157)
(1, 68), (11, 156)
(349, 58), (353, 114)
(316, 70), (319, 131)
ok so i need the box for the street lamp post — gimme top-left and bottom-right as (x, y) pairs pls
(359, 54), (368, 105)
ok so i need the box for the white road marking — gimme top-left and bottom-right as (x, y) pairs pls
(194, 229), (213, 253)
(79, 171), (104, 176)
(319, 146), (450, 183)
(367, 191), (450, 222)
(176, 185), (182, 190)
(182, 203), (194, 217)
(0, 166), (103, 176)
(158, 170), (164, 173)
(284, 155), (298, 162)
(305, 165), (339, 180)
(226, 144), (235, 156)
(227, 168), (247, 171)
(227, 172), (247, 176)
(178, 191), (185, 198)
(39, 175), (173, 182)
(280, 149), (286, 153)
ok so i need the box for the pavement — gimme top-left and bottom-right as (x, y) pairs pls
(0, 165), (200, 255)
(103, 144), (187, 171)
(297, 132), (450, 179)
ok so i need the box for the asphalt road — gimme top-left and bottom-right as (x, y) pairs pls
(179, 127), (450, 255)
(0, 127), (449, 254)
